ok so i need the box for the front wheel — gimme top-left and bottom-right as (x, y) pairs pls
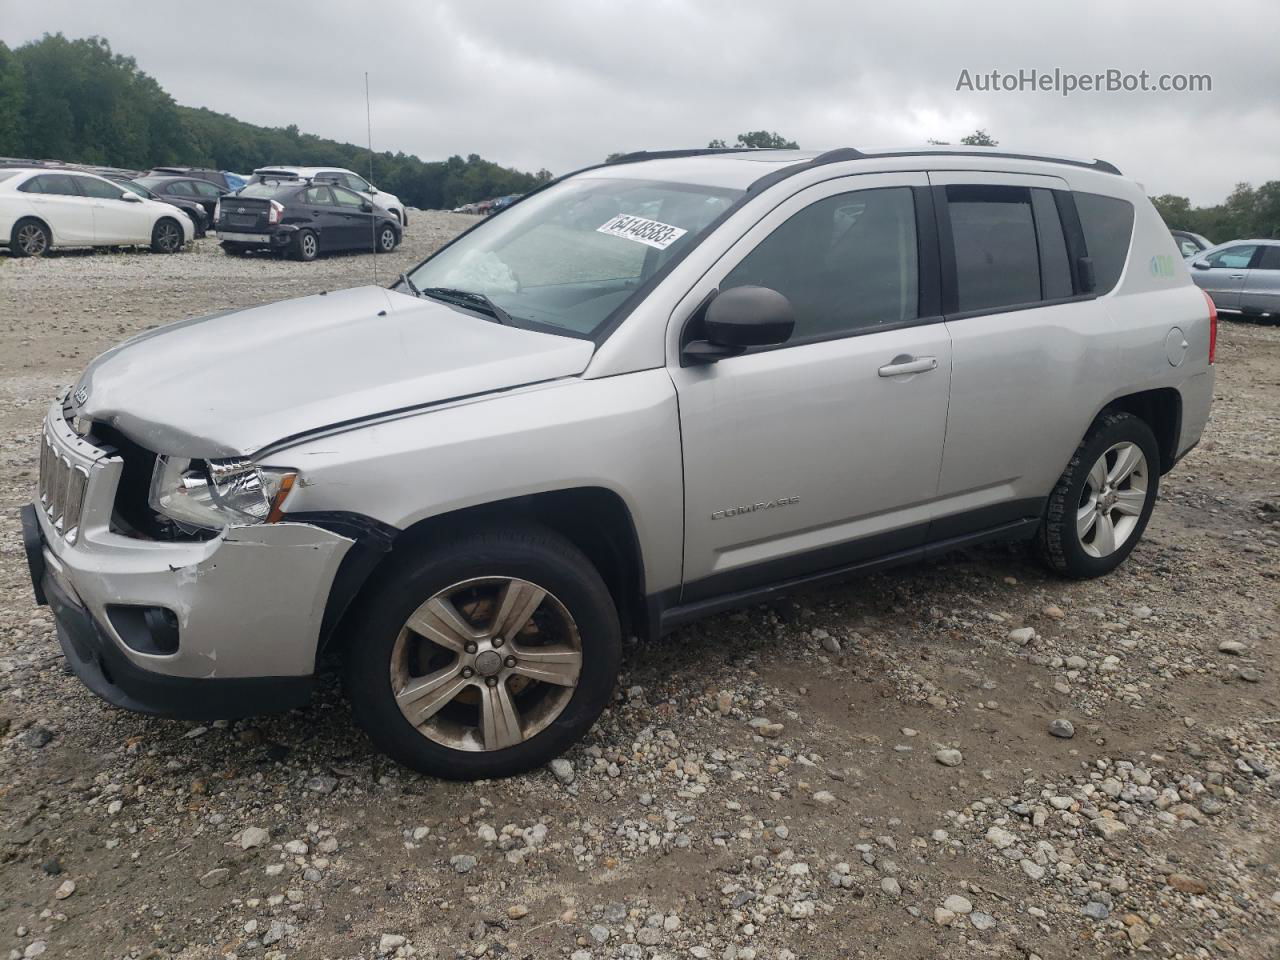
(151, 218), (184, 254)
(343, 526), (621, 780)
(1038, 411), (1160, 578)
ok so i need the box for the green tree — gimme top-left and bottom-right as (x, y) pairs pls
(707, 131), (799, 149)
(959, 129), (998, 146)
(0, 41), (27, 154)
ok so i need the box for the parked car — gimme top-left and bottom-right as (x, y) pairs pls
(1171, 229), (1212, 259)
(111, 177), (210, 238)
(1188, 239), (1280, 318)
(147, 166), (238, 192)
(251, 166), (407, 228)
(134, 175), (227, 222)
(490, 194), (522, 213)
(22, 146), (1214, 780)
(214, 178), (401, 260)
(1, 167), (193, 255)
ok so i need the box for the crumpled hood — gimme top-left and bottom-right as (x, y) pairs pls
(71, 286), (595, 458)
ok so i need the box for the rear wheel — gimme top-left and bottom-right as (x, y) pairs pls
(343, 526), (621, 780)
(292, 229), (318, 262)
(1038, 412), (1160, 578)
(151, 218), (183, 254)
(11, 219), (51, 257)
(375, 223), (398, 253)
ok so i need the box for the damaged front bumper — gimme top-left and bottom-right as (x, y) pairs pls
(22, 413), (355, 719)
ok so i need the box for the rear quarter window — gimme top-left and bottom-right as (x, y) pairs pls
(1074, 192), (1135, 295)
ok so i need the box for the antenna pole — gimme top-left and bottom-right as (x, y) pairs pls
(366, 71), (378, 285)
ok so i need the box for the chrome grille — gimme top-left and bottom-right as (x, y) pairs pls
(38, 430), (90, 542)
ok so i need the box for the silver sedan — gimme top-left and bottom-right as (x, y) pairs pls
(1188, 239), (1280, 318)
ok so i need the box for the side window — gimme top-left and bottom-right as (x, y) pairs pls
(1205, 244), (1257, 269)
(302, 185), (335, 205)
(1178, 238), (1201, 258)
(166, 180), (196, 197)
(1257, 246), (1280, 271)
(946, 185), (1041, 312)
(331, 186), (365, 208)
(343, 173), (370, 192)
(22, 174), (79, 196)
(18, 175), (47, 193)
(191, 180), (222, 198)
(1073, 192), (1135, 295)
(721, 186), (919, 341)
(76, 177), (125, 200)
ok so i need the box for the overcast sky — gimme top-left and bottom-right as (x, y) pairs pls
(3, 0), (1276, 205)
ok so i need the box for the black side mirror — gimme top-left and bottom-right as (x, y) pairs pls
(360, 201), (373, 212)
(1076, 255), (1096, 293)
(683, 286), (795, 364)
(1192, 259), (1210, 270)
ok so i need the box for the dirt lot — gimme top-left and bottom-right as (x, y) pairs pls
(0, 218), (1277, 960)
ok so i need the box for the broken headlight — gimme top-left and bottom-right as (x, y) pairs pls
(149, 456), (297, 531)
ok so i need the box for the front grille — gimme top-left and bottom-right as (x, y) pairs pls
(39, 431), (90, 542)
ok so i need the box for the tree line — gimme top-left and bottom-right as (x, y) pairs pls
(0, 34), (552, 209)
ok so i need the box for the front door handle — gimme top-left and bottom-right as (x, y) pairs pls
(1229, 273), (1245, 279)
(878, 355), (938, 377)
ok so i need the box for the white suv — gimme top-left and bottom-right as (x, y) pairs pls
(23, 147), (1214, 780)
(251, 166), (407, 229)
(2, 167), (194, 255)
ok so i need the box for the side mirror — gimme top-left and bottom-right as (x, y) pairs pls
(1192, 259), (1210, 270)
(368, 186), (379, 194)
(121, 193), (142, 203)
(683, 286), (795, 364)
(360, 201), (374, 212)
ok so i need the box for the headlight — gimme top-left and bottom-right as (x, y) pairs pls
(149, 456), (297, 531)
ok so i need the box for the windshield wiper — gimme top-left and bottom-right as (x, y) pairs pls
(398, 271), (420, 298)
(417, 286), (512, 326)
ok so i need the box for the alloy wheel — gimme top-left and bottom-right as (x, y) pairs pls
(17, 224), (48, 256)
(1077, 441), (1148, 558)
(380, 227), (396, 251)
(389, 577), (583, 752)
(301, 233), (317, 258)
(156, 222), (181, 253)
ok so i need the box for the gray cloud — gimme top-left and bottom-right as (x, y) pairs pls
(3, 0), (1276, 204)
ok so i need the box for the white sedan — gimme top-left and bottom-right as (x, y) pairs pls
(1, 167), (194, 256)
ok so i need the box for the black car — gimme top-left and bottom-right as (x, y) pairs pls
(108, 176), (211, 238)
(135, 175), (227, 221)
(215, 179), (401, 260)
(148, 166), (237, 192)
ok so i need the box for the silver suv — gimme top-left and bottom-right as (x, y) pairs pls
(22, 146), (1216, 780)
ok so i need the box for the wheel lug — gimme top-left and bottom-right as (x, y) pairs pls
(465, 642), (478, 654)
(485, 676), (498, 687)
(504, 656), (517, 668)
(492, 636), (504, 648)
(461, 667), (474, 679)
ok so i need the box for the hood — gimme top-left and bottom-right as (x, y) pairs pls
(72, 286), (595, 458)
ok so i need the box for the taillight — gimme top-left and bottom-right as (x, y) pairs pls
(268, 200), (284, 225)
(1202, 289), (1217, 364)
(213, 200), (221, 221)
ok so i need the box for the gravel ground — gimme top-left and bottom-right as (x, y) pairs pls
(0, 216), (1278, 960)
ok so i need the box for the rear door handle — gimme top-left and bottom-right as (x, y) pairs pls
(878, 355), (938, 377)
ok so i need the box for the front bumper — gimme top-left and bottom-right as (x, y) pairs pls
(25, 399), (356, 718)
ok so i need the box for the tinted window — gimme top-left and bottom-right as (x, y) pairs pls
(190, 180), (223, 197)
(1205, 244), (1257, 269)
(1074, 192), (1135, 294)
(167, 180), (198, 197)
(1178, 237), (1202, 258)
(20, 174), (80, 196)
(1257, 246), (1280, 270)
(302, 185), (336, 205)
(947, 185), (1041, 312)
(331, 186), (365, 208)
(75, 176), (125, 200)
(343, 173), (370, 192)
(723, 187), (918, 340)
(1031, 189), (1073, 300)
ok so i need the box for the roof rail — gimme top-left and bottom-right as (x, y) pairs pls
(804, 147), (1120, 176)
(606, 147), (782, 164)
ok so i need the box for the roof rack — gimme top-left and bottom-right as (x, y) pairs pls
(605, 147), (780, 164)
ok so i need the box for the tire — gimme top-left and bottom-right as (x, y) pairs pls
(375, 223), (399, 253)
(292, 229), (318, 262)
(343, 525), (621, 780)
(1038, 411), (1160, 579)
(10, 218), (51, 257)
(150, 218), (184, 254)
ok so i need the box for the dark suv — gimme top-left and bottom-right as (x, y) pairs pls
(214, 179), (402, 260)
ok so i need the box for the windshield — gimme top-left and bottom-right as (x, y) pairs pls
(406, 177), (742, 337)
(121, 180), (152, 198)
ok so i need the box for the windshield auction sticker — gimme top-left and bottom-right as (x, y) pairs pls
(597, 215), (688, 250)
